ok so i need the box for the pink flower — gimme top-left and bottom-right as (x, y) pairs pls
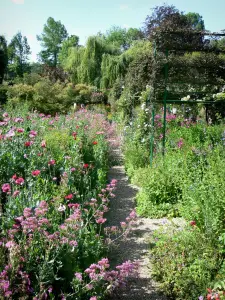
(5, 241), (16, 248)
(41, 140), (46, 147)
(120, 222), (127, 228)
(75, 272), (82, 282)
(14, 117), (24, 123)
(177, 138), (184, 149)
(2, 183), (11, 193)
(71, 167), (76, 172)
(85, 284), (93, 290)
(15, 177), (25, 185)
(65, 194), (73, 200)
(32, 170), (40, 176)
(129, 210), (137, 219)
(13, 190), (20, 197)
(69, 240), (78, 247)
(48, 159), (56, 165)
(96, 218), (107, 224)
(29, 130), (37, 138)
(23, 207), (32, 218)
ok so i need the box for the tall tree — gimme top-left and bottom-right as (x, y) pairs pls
(58, 35), (79, 65)
(104, 26), (144, 50)
(37, 17), (68, 67)
(186, 12), (205, 31)
(8, 32), (31, 78)
(0, 36), (8, 84)
(144, 5), (205, 50)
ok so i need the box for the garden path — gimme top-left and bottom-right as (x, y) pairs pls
(106, 147), (168, 300)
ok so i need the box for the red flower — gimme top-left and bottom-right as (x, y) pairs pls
(190, 220), (196, 226)
(72, 132), (77, 137)
(15, 177), (25, 185)
(17, 128), (24, 133)
(12, 174), (17, 180)
(68, 203), (80, 209)
(32, 170), (41, 176)
(65, 194), (73, 200)
(83, 164), (89, 169)
(92, 141), (98, 145)
(24, 141), (33, 147)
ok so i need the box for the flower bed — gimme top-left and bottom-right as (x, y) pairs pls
(0, 106), (137, 299)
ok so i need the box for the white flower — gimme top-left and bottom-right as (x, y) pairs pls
(58, 204), (66, 212)
(141, 103), (146, 110)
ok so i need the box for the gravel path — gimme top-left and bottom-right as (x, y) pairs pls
(106, 148), (168, 300)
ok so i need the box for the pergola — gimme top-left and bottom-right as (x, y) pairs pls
(148, 31), (225, 164)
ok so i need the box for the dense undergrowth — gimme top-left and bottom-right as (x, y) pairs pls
(123, 104), (225, 299)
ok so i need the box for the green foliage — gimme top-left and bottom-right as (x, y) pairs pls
(123, 141), (149, 178)
(151, 227), (218, 299)
(0, 84), (8, 104)
(33, 79), (72, 114)
(58, 35), (79, 66)
(123, 107), (225, 297)
(8, 32), (31, 78)
(37, 17), (68, 66)
(186, 12), (205, 30)
(7, 83), (34, 105)
(133, 153), (184, 217)
(4, 79), (106, 114)
(22, 72), (42, 86)
(104, 26), (144, 51)
(179, 147), (225, 241)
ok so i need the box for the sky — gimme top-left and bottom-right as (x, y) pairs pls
(0, 0), (225, 62)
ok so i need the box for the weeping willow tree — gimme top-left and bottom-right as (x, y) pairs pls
(61, 36), (119, 86)
(101, 40), (152, 89)
(100, 54), (129, 89)
(61, 46), (85, 83)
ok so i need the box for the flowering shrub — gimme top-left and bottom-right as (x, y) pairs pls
(0, 106), (137, 299)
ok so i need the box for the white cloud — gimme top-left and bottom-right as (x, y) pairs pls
(11, 0), (24, 4)
(119, 4), (129, 10)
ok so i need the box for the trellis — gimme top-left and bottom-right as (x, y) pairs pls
(148, 31), (225, 164)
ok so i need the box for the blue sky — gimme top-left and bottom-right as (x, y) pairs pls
(0, 0), (225, 61)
